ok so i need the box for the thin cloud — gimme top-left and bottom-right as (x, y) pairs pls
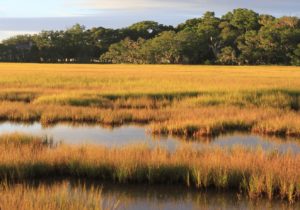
(76, 0), (300, 16)
(1, 0), (299, 41)
(77, 0), (300, 10)
(0, 31), (37, 41)
(78, 0), (201, 10)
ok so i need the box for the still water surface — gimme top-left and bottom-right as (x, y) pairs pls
(99, 184), (299, 210)
(24, 181), (299, 210)
(0, 122), (299, 153)
(1, 122), (299, 209)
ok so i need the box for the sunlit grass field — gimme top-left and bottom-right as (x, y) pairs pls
(1, 64), (300, 206)
(1, 64), (300, 92)
(0, 63), (300, 137)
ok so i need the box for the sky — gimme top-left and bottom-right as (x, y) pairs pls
(0, 0), (300, 41)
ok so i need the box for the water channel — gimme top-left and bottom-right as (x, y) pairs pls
(1, 122), (299, 209)
(0, 122), (299, 153)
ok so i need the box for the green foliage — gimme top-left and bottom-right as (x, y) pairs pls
(143, 31), (182, 64)
(230, 9), (260, 32)
(0, 9), (299, 65)
(127, 21), (173, 40)
(100, 38), (146, 64)
(291, 44), (300, 66)
(217, 46), (237, 65)
(101, 30), (203, 64)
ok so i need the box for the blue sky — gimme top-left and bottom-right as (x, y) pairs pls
(0, 0), (300, 41)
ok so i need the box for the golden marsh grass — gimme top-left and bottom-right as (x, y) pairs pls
(0, 64), (300, 138)
(0, 64), (300, 92)
(0, 134), (299, 202)
(0, 181), (119, 210)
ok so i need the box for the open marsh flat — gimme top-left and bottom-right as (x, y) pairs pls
(0, 64), (300, 137)
(1, 64), (300, 92)
(0, 64), (300, 208)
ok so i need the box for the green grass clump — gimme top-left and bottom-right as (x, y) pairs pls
(33, 94), (112, 107)
(178, 90), (300, 110)
(0, 91), (39, 103)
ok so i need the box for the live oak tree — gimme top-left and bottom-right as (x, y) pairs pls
(291, 44), (300, 66)
(0, 9), (299, 65)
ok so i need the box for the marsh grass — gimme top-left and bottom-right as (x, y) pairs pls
(33, 94), (172, 109)
(150, 107), (300, 137)
(177, 90), (300, 110)
(0, 64), (300, 137)
(0, 90), (40, 103)
(0, 181), (120, 210)
(1, 101), (300, 137)
(1, 64), (299, 206)
(0, 102), (170, 125)
(0, 134), (299, 203)
(0, 133), (54, 147)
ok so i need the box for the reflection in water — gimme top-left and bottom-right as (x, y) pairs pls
(1, 122), (299, 209)
(0, 122), (299, 153)
(23, 180), (300, 210)
(100, 184), (299, 210)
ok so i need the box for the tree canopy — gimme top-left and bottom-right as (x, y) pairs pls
(0, 9), (299, 65)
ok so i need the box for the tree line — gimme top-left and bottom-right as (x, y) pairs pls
(1, 8), (300, 65)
